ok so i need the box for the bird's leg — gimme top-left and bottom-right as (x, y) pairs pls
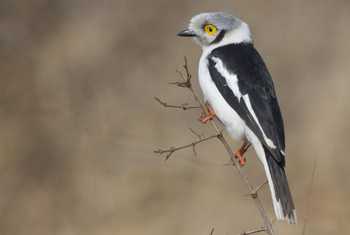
(199, 103), (216, 124)
(234, 142), (251, 166)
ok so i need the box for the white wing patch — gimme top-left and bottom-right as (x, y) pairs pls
(212, 57), (242, 101)
(242, 94), (276, 149)
(211, 56), (276, 149)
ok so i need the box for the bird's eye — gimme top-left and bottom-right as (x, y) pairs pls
(203, 24), (217, 36)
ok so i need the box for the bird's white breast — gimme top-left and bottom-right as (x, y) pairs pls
(198, 54), (246, 141)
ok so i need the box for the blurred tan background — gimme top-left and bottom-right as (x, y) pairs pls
(0, 0), (349, 234)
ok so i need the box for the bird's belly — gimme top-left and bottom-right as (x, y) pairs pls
(198, 62), (245, 141)
(204, 82), (245, 140)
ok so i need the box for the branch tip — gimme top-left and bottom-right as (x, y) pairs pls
(209, 227), (215, 235)
(154, 96), (199, 110)
(241, 227), (267, 235)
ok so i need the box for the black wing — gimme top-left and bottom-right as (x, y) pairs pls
(208, 43), (285, 166)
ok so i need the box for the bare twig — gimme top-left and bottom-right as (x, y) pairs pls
(155, 57), (275, 235)
(241, 227), (267, 235)
(154, 97), (200, 110)
(154, 134), (220, 160)
(247, 180), (268, 199)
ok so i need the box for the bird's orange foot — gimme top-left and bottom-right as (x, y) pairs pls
(199, 104), (216, 124)
(199, 112), (215, 124)
(234, 142), (250, 167)
(234, 149), (247, 166)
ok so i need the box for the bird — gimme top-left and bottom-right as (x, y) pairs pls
(177, 12), (296, 224)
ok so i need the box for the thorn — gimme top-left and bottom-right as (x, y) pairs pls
(154, 96), (160, 101)
(192, 144), (197, 157)
(209, 227), (215, 235)
(169, 80), (191, 88)
(245, 181), (268, 198)
(164, 152), (173, 161)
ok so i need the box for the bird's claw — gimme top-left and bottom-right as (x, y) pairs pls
(234, 142), (250, 167)
(234, 150), (247, 166)
(199, 112), (215, 124)
(199, 104), (216, 124)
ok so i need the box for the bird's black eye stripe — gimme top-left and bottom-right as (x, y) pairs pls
(211, 30), (226, 44)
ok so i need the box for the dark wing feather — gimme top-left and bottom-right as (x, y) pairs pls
(208, 43), (285, 166)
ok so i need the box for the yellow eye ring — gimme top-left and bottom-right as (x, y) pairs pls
(203, 24), (218, 36)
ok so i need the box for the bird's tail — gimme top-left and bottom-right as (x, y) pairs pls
(263, 146), (297, 224)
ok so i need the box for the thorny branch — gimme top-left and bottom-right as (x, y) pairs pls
(154, 57), (275, 235)
(154, 96), (200, 110)
(154, 133), (220, 160)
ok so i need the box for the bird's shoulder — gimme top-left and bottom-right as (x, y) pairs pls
(207, 43), (275, 97)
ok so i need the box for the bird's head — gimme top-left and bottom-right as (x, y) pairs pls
(177, 12), (251, 48)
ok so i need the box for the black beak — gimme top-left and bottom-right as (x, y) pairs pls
(177, 29), (196, 37)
